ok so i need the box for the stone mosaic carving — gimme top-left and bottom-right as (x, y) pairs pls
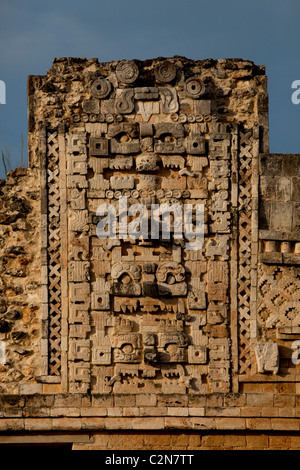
(257, 265), (300, 329)
(28, 57), (275, 394)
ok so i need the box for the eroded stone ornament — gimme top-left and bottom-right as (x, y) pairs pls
(116, 60), (139, 84)
(184, 77), (205, 98)
(254, 342), (280, 374)
(154, 60), (177, 83)
(115, 89), (135, 114)
(90, 78), (112, 99)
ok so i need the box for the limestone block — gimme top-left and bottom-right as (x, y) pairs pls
(68, 261), (90, 282)
(270, 202), (293, 232)
(111, 262), (142, 296)
(91, 278), (111, 310)
(210, 160), (230, 179)
(89, 174), (109, 190)
(193, 100), (211, 115)
(188, 290), (206, 310)
(69, 188), (86, 210)
(89, 156), (109, 173)
(211, 191), (229, 212)
(19, 383), (43, 395)
(69, 209), (89, 232)
(159, 87), (179, 114)
(110, 175), (134, 190)
(82, 99), (100, 114)
(115, 88), (135, 114)
(69, 282), (90, 302)
(91, 292), (110, 310)
(187, 156), (208, 172)
(209, 338), (230, 361)
(254, 342), (280, 374)
(207, 282), (228, 302)
(66, 154), (87, 175)
(211, 212), (230, 233)
(90, 77), (112, 98)
(184, 77), (205, 99)
(67, 175), (88, 189)
(183, 259), (206, 277)
(108, 123), (140, 154)
(186, 135), (205, 155)
(209, 139), (230, 159)
(116, 60), (139, 84)
(140, 123), (154, 137)
(69, 339), (90, 361)
(92, 346), (112, 365)
(66, 132), (87, 153)
(89, 137), (109, 156)
(156, 262), (187, 296)
(69, 324), (91, 339)
(154, 123), (185, 153)
(109, 156), (133, 170)
(161, 155), (185, 170)
(69, 234), (89, 260)
(69, 362), (90, 382)
(114, 298), (139, 313)
(137, 175), (158, 190)
(161, 176), (186, 190)
(206, 235), (229, 259)
(207, 303), (228, 324)
(188, 345), (207, 364)
(112, 333), (142, 363)
(136, 155), (158, 172)
(69, 382), (90, 394)
(136, 101), (160, 121)
(69, 303), (90, 325)
(207, 261), (229, 283)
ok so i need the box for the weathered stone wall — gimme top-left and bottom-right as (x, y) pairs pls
(0, 56), (299, 450)
(259, 153), (300, 236)
(0, 168), (41, 393)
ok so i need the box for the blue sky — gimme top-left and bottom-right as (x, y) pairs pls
(0, 0), (299, 178)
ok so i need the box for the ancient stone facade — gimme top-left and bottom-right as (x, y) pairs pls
(0, 57), (299, 450)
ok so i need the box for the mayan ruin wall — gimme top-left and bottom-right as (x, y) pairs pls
(0, 57), (299, 450)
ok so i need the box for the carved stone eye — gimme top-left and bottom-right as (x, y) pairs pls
(184, 77), (205, 98)
(90, 78), (112, 99)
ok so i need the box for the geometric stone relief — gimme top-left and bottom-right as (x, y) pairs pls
(257, 265), (300, 329)
(237, 128), (256, 376)
(33, 57), (271, 393)
(42, 130), (62, 378)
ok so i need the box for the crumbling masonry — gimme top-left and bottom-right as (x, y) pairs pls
(0, 57), (299, 450)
